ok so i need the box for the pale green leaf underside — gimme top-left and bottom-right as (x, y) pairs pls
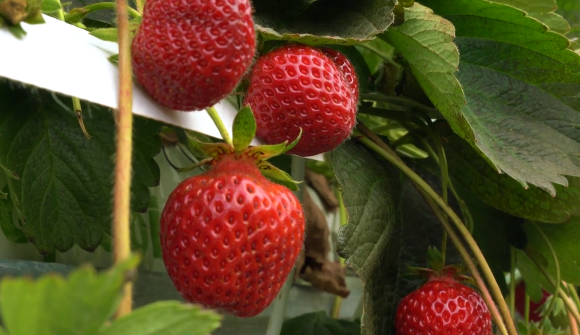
(330, 141), (400, 282)
(442, 128), (580, 223)
(556, 0), (580, 39)
(253, 0), (396, 45)
(99, 301), (221, 335)
(423, 0), (580, 196)
(381, 3), (473, 141)
(491, 0), (557, 13)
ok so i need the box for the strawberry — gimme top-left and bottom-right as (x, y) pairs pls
(132, 0), (256, 111)
(395, 274), (492, 335)
(320, 48), (359, 102)
(515, 281), (550, 322)
(243, 44), (358, 157)
(160, 107), (305, 317)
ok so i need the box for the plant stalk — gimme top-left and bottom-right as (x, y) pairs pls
(355, 124), (517, 335)
(206, 106), (233, 147)
(509, 248), (516, 317)
(113, 0), (134, 318)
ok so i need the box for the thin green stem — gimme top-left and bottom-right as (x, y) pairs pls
(568, 282), (580, 312)
(355, 125), (517, 335)
(206, 106), (233, 147)
(532, 222), (560, 330)
(509, 248), (516, 317)
(525, 294), (530, 327)
(83, 2), (141, 17)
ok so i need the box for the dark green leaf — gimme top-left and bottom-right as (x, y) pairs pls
(422, 0), (580, 196)
(253, 0), (396, 45)
(280, 311), (359, 335)
(41, 0), (62, 13)
(523, 220), (580, 284)
(516, 249), (553, 301)
(98, 301), (221, 335)
(232, 106), (257, 152)
(440, 126), (580, 223)
(381, 4), (472, 142)
(0, 186), (27, 244)
(0, 83), (161, 254)
(147, 195), (162, 259)
(0, 255), (140, 335)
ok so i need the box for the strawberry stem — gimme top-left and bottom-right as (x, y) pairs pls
(355, 123), (517, 335)
(532, 222), (560, 330)
(509, 248), (516, 318)
(53, 1), (91, 139)
(206, 106), (233, 147)
(67, 2), (142, 19)
(112, 0), (134, 318)
(524, 293), (530, 327)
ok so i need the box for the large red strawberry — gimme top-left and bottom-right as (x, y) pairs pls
(395, 274), (492, 335)
(160, 107), (305, 317)
(132, 0), (256, 111)
(243, 44), (358, 157)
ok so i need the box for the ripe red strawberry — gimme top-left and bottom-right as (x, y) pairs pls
(515, 281), (549, 322)
(132, 0), (256, 111)
(243, 44), (358, 157)
(320, 48), (359, 102)
(160, 153), (305, 317)
(395, 275), (492, 335)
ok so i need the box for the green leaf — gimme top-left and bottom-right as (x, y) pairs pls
(491, 0), (557, 13)
(253, 0), (397, 45)
(147, 195), (162, 259)
(0, 255), (140, 335)
(99, 301), (221, 335)
(380, 3), (473, 142)
(0, 186), (27, 244)
(232, 105), (257, 152)
(330, 140), (402, 334)
(90, 28), (119, 42)
(528, 12), (571, 34)
(41, 0), (62, 13)
(523, 220), (580, 284)
(7, 24), (27, 39)
(441, 126), (580, 223)
(0, 83), (161, 254)
(557, 0), (580, 39)
(280, 311), (360, 335)
(422, 0), (580, 196)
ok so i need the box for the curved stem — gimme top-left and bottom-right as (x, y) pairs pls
(568, 282), (580, 312)
(532, 222), (560, 330)
(113, 0), (134, 318)
(206, 106), (233, 147)
(525, 293), (530, 327)
(83, 2), (141, 18)
(355, 124), (517, 335)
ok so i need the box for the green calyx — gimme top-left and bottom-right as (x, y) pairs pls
(404, 246), (474, 285)
(185, 105), (303, 191)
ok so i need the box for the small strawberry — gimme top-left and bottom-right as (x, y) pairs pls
(515, 281), (549, 322)
(132, 0), (256, 111)
(395, 248), (492, 335)
(160, 107), (305, 317)
(243, 44), (358, 157)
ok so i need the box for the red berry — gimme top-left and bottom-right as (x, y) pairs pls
(132, 0), (256, 111)
(160, 153), (305, 317)
(320, 48), (359, 102)
(243, 44), (358, 157)
(515, 281), (550, 322)
(395, 275), (492, 335)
